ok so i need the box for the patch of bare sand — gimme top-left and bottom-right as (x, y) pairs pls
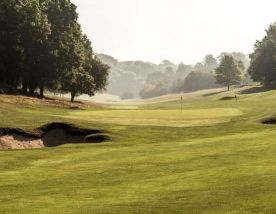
(0, 129), (79, 149)
(0, 134), (44, 150)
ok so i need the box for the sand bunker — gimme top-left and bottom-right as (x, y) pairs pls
(0, 134), (44, 149)
(0, 123), (110, 150)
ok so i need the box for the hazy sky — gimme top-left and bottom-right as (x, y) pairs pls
(71, 0), (276, 64)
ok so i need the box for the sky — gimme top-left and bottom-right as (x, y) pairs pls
(71, 0), (276, 64)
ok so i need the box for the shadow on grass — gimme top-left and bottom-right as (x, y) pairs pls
(219, 96), (235, 101)
(240, 85), (276, 94)
(203, 91), (225, 97)
(261, 116), (276, 125)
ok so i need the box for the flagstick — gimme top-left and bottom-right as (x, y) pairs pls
(181, 96), (183, 112)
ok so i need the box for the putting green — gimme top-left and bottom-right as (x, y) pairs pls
(60, 108), (243, 127)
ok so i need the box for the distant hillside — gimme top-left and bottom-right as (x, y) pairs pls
(97, 54), (178, 98)
(97, 52), (250, 99)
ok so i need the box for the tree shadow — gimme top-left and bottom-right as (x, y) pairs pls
(203, 91), (225, 97)
(239, 85), (276, 94)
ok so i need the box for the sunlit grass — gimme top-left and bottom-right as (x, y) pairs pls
(60, 108), (243, 127)
(1, 87), (276, 213)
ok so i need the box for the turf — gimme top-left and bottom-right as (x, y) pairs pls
(1, 86), (276, 213)
(60, 108), (242, 127)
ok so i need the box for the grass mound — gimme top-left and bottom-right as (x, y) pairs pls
(0, 94), (101, 110)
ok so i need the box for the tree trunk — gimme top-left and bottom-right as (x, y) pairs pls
(29, 81), (36, 96)
(13, 77), (19, 89)
(22, 79), (28, 94)
(71, 91), (75, 102)
(39, 81), (44, 98)
(29, 87), (35, 96)
(227, 83), (230, 91)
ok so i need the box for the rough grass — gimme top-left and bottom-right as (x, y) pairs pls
(1, 87), (276, 213)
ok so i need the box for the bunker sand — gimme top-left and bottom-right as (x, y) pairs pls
(0, 123), (109, 150)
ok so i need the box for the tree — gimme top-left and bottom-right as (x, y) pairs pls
(248, 23), (276, 85)
(182, 71), (218, 92)
(91, 57), (110, 92)
(0, 0), (23, 91)
(59, 33), (94, 102)
(159, 60), (177, 72)
(175, 63), (192, 79)
(203, 54), (218, 73)
(194, 62), (205, 72)
(215, 54), (242, 91)
(0, 0), (51, 94)
(20, 0), (52, 95)
(65, 69), (96, 102)
(60, 34), (110, 102)
(231, 52), (250, 72)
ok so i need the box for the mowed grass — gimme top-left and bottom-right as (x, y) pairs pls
(59, 108), (242, 127)
(1, 87), (276, 213)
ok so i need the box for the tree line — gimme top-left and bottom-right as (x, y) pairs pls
(100, 22), (276, 99)
(139, 53), (250, 98)
(99, 53), (250, 99)
(0, 0), (109, 102)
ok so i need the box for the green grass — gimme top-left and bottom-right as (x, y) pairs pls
(58, 108), (242, 127)
(1, 87), (276, 213)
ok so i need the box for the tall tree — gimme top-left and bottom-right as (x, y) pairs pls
(20, 0), (51, 95)
(0, 0), (23, 90)
(215, 54), (242, 91)
(248, 23), (276, 85)
(61, 34), (110, 102)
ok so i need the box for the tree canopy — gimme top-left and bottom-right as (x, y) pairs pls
(0, 0), (109, 102)
(248, 23), (276, 85)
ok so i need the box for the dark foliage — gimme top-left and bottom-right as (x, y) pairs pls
(0, 0), (109, 102)
(248, 23), (276, 85)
